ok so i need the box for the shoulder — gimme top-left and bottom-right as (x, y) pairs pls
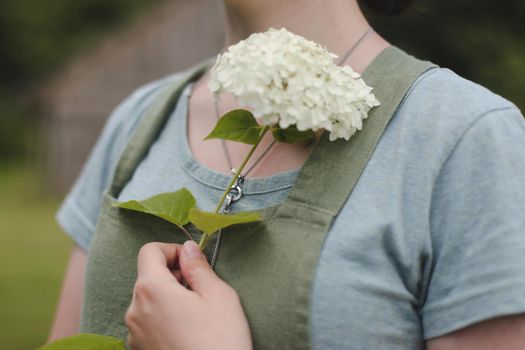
(389, 67), (524, 170)
(102, 56), (214, 142)
(103, 70), (191, 140)
(406, 67), (518, 119)
(55, 63), (207, 250)
(403, 67), (521, 132)
(388, 68), (525, 339)
(94, 59), (213, 159)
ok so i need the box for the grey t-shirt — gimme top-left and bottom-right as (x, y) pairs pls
(57, 66), (525, 349)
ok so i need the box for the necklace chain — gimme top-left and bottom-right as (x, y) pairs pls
(337, 27), (373, 67)
(213, 98), (277, 178)
(191, 26), (373, 268)
(213, 27), (373, 178)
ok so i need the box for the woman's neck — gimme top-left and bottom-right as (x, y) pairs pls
(187, 0), (390, 177)
(221, 0), (387, 73)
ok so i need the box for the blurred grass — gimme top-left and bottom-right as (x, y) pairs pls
(0, 165), (71, 350)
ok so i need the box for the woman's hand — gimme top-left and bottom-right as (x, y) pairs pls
(125, 241), (253, 350)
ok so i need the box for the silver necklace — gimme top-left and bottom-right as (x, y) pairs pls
(212, 101), (276, 213)
(195, 27), (373, 268)
(212, 26), (374, 208)
(337, 26), (373, 68)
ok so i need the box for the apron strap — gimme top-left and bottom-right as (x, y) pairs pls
(286, 46), (437, 216)
(109, 58), (213, 197)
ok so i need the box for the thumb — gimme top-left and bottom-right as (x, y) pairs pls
(180, 240), (220, 294)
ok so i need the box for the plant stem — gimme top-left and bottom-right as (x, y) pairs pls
(179, 225), (195, 242)
(214, 126), (270, 213)
(198, 125), (270, 250)
(199, 234), (210, 251)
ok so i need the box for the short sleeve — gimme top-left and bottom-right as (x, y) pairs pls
(422, 107), (525, 338)
(55, 81), (168, 251)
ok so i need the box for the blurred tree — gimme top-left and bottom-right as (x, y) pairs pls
(0, 0), (159, 88)
(364, 0), (525, 111)
(0, 0), (161, 162)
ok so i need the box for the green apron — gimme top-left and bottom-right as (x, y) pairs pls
(81, 46), (436, 349)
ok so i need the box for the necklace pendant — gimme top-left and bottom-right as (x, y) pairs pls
(229, 175), (244, 202)
(223, 175), (244, 213)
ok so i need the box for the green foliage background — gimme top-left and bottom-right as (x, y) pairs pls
(0, 0), (523, 349)
(365, 0), (525, 113)
(0, 0), (160, 162)
(0, 167), (70, 350)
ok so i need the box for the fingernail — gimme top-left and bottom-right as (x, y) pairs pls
(183, 240), (203, 259)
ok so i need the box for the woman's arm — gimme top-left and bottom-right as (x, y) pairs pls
(427, 315), (525, 350)
(47, 244), (87, 342)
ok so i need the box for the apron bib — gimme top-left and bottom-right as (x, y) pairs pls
(81, 47), (436, 349)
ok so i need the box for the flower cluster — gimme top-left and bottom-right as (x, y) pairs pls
(208, 27), (380, 141)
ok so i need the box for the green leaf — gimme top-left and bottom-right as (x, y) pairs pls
(37, 334), (125, 350)
(272, 125), (316, 144)
(189, 208), (262, 234)
(205, 109), (263, 145)
(113, 188), (196, 226)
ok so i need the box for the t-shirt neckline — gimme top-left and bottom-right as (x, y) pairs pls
(174, 82), (299, 195)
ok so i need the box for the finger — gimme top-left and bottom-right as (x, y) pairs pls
(127, 331), (143, 350)
(126, 324), (140, 350)
(179, 240), (220, 295)
(136, 242), (183, 281)
(172, 269), (183, 283)
(126, 334), (134, 350)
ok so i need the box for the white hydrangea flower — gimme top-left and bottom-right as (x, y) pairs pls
(208, 27), (380, 141)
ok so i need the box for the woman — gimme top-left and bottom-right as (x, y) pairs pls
(49, 0), (525, 349)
